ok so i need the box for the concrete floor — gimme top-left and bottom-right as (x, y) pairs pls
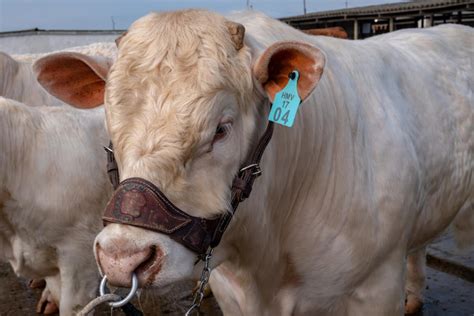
(1, 262), (472, 316)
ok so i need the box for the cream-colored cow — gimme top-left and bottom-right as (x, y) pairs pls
(1, 48), (114, 315)
(1, 43), (116, 107)
(36, 10), (473, 316)
(0, 52), (62, 106)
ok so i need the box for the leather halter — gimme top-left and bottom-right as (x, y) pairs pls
(103, 120), (274, 255)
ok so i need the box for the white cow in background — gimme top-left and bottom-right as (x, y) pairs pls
(0, 52), (62, 106)
(0, 48), (115, 314)
(0, 96), (111, 315)
(1, 42), (116, 107)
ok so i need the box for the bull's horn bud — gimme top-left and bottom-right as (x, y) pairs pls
(225, 21), (245, 50)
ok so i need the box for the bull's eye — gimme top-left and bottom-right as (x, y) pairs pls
(213, 122), (232, 144)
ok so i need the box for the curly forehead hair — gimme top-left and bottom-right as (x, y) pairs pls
(108, 9), (253, 105)
(104, 10), (256, 188)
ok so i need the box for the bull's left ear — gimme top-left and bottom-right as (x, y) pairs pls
(33, 52), (112, 109)
(253, 41), (325, 102)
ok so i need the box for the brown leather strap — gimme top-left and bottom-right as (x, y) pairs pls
(210, 121), (274, 248)
(104, 143), (120, 190)
(103, 177), (221, 254)
(103, 120), (274, 255)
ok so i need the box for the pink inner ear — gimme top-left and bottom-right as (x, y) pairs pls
(254, 42), (325, 102)
(35, 54), (107, 109)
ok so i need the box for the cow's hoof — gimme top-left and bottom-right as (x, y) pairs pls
(29, 279), (46, 289)
(405, 294), (423, 315)
(36, 289), (59, 315)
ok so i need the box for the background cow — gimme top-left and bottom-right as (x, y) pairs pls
(0, 52), (62, 106)
(34, 10), (473, 316)
(0, 48), (115, 314)
(1, 42), (115, 107)
(0, 95), (111, 315)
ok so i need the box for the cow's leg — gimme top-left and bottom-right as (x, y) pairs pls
(56, 245), (99, 315)
(272, 286), (298, 316)
(347, 250), (405, 316)
(209, 262), (262, 316)
(29, 278), (46, 289)
(36, 276), (60, 315)
(452, 200), (474, 250)
(404, 247), (426, 314)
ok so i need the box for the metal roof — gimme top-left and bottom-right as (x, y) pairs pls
(1, 1), (472, 36)
(281, 0), (474, 22)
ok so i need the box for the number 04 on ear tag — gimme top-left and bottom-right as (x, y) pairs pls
(268, 70), (301, 127)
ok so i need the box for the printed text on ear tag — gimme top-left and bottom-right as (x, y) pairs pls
(268, 70), (301, 127)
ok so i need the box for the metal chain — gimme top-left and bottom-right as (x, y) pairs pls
(185, 248), (214, 316)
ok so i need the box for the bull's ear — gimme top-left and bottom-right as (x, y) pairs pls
(253, 41), (325, 102)
(33, 52), (112, 109)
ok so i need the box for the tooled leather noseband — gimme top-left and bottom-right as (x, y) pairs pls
(103, 120), (274, 255)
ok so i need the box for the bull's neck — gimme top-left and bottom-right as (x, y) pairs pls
(220, 70), (361, 297)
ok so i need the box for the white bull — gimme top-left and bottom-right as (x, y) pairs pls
(35, 10), (473, 316)
(0, 50), (114, 315)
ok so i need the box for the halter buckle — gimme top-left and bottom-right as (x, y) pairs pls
(239, 163), (262, 176)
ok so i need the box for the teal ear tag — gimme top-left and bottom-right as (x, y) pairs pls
(268, 70), (301, 127)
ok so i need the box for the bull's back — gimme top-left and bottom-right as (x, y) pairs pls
(306, 25), (473, 247)
(368, 25), (473, 245)
(402, 26), (473, 245)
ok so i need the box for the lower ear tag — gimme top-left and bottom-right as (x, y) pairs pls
(268, 70), (301, 127)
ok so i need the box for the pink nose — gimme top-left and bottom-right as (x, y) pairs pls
(96, 240), (163, 287)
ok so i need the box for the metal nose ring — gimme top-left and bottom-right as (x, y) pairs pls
(99, 273), (138, 308)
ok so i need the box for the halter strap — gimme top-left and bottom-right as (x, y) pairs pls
(103, 120), (274, 255)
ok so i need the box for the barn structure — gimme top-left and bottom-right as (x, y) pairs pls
(281, 0), (474, 39)
(1, 0), (473, 54)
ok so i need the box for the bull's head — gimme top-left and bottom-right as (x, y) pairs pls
(34, 9), (325, 289)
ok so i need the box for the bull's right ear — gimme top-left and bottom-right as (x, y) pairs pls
(33, 52), (112, 109)
(253, 41), (325, 103)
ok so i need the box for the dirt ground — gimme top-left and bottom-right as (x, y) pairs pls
(0, 261), (221, 316)
(0, 260), (473, 316)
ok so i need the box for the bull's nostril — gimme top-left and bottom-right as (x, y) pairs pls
(136, 245), (157, 273)
(95, 242), (104, 271)
(135, 245), (164, 287)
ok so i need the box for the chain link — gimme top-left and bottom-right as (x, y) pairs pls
(185, 248), (214, 316)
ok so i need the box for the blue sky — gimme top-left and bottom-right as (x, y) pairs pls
(0, 0), (403, 32)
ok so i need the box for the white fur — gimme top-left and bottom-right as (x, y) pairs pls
(1, 42), (117, 107)
(0, 97), (112, 315)
(0, 43), (116, 315)
(0, 52), (62, 106)
(95, 10), (473, 316)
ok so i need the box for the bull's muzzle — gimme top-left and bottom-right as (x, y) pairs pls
(95, 232), (163, 287)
